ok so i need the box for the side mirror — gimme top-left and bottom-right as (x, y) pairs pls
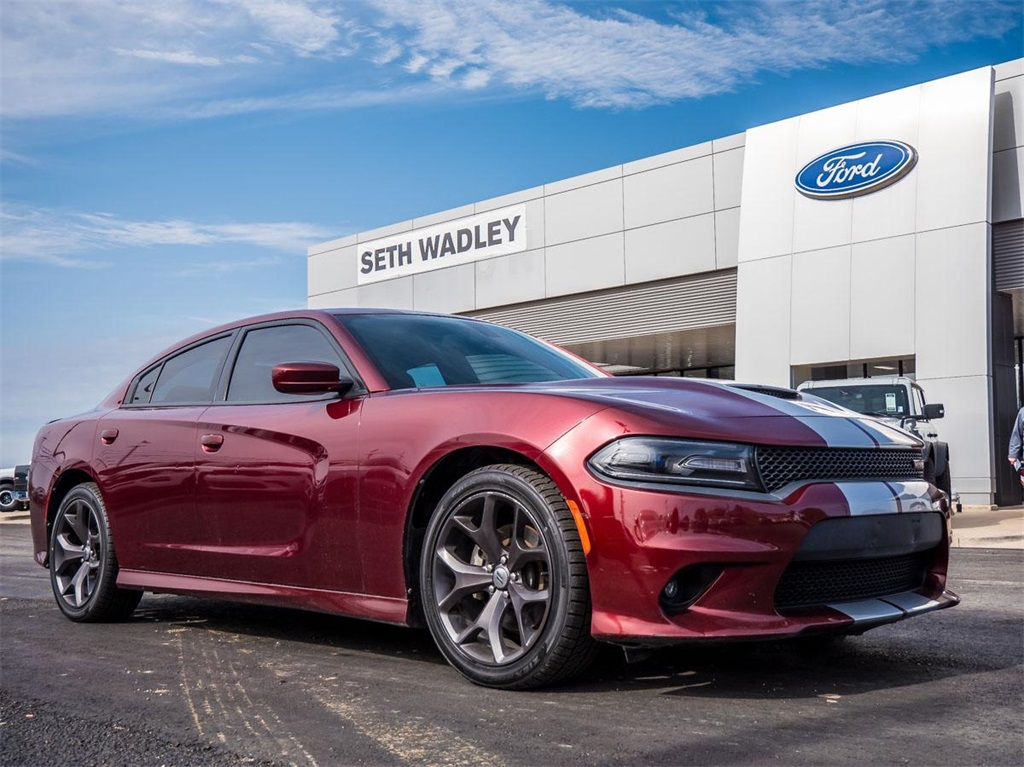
(921, 403), (944, 420)
(272, 362), (354, 396)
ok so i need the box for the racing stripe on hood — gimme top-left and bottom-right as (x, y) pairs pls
(790, 416), (878, 447)
(718, 385), (920, 448)
(836, 480), (934, 516)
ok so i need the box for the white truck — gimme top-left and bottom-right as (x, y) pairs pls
(797, 376), (960, 512)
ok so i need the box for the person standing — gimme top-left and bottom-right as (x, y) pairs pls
(1010, 406), (1024, 489)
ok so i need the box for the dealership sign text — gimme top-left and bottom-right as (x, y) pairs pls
(357, 205), (526, 284)
(795, 141), (917, 200)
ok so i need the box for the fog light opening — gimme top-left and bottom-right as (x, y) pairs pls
(663, 579), (680, 600)
(659, 564), (724, 615)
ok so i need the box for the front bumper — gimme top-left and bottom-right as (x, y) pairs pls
(572, 477), (957, 645)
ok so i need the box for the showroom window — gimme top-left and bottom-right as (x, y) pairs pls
(791, 356), (916, 388)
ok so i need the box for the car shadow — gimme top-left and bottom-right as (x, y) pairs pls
(126, 591), (1021, 700)
(131, 592), (448, 663)
(561, 602), (1023, 698)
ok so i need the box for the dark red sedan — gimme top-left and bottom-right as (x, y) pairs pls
(29, 309), (958, 688)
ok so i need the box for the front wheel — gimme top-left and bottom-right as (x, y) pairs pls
(0, 487), (17, 512)
(49, 483), (142, 622)
(420, 464), (598, 689)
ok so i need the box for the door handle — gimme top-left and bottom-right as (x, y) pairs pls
(200, 434), (224, 452)
(100, 428), (119, 445)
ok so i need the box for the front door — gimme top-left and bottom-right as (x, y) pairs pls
(194, 322), (363, 592)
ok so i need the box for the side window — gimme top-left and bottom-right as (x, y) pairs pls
(913, 386), (926, 414)
(150, 336), (231, 405)
(227, 324), (342, 403)
(129, 366), (161, 404)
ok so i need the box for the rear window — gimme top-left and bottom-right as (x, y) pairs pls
(150, 336), (231, 405)
(336, 314), (601, 390)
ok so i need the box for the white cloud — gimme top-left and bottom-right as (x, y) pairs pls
(0, 203), (335, 266)
(170, 81), (446, 120)
(224, 0), (347, 56)
(0, 0), (363, 119)
(0, 0), (1019, 120)
(0, 148), (35, 166)
(113, 48), (226, 66)
(367, 0), (1022, 108)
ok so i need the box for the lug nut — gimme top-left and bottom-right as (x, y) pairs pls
(487, 585), (495, 594)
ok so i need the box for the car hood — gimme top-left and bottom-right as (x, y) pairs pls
(487, 377), (922, 449)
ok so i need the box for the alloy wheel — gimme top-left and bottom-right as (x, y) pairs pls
(52, 498), (103, 609)
(431, 490), (552, 665)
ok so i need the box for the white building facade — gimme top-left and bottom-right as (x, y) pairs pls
(308, 60), (1024, 507)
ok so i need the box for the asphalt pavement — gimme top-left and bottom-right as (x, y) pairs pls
(1, 511), (1022, 767)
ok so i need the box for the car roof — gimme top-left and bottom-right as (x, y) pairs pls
(798, 376), (912, 389)
(179, 307), (459, 346)
(107, 308), (496, 406)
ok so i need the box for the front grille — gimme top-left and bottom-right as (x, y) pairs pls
(774, 551), (931, 610)
(756, 447), (922, 493)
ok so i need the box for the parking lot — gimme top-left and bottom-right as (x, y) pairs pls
(2, 518), (1022, 767)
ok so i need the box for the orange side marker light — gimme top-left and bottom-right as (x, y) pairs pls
(566, 500), (592, 555)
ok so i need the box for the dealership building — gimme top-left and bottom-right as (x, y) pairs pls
(308, 59), (1024, 508)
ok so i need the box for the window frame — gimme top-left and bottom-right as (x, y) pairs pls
(214, 319), (366, 406)
(125, 363), (163, 406)
(121, 332), (236, 409)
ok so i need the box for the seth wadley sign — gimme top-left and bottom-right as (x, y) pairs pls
(357, 204), (527, 285)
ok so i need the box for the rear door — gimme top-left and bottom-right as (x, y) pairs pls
(194, 320), (364, 592)
(96, 333), (233, 576)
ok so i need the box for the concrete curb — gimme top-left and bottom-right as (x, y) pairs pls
(951, 506), (1024, 549)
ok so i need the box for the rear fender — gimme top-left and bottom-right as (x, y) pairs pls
(29, 420), (100, 566)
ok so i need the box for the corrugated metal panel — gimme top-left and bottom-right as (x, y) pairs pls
(467, 270), (737, 345)
(994, 219), (1024, 292)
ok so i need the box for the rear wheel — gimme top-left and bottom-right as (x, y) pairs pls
(49, 483), (142, 622)
(420, 464), (597, 689)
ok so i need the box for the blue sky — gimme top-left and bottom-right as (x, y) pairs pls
(1, 0), (1022, 465)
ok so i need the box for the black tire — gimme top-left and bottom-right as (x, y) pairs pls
(924, 450), (953, 500)
(420, 464), (598, 689)
(934, 465), (952, 499)
(0, 486), (17, 513)
(49, 482), (142, 622)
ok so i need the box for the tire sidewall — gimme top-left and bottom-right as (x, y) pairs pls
(49, 484), (116, 621)
(420, 467), (575, 688)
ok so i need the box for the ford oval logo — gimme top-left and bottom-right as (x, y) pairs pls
(795, 140), (917, 200)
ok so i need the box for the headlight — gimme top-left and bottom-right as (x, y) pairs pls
(588, 437), (762, 491)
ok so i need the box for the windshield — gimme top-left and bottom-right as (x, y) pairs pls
(808, 384), (911, 417)
(336, 313), (604, 390)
